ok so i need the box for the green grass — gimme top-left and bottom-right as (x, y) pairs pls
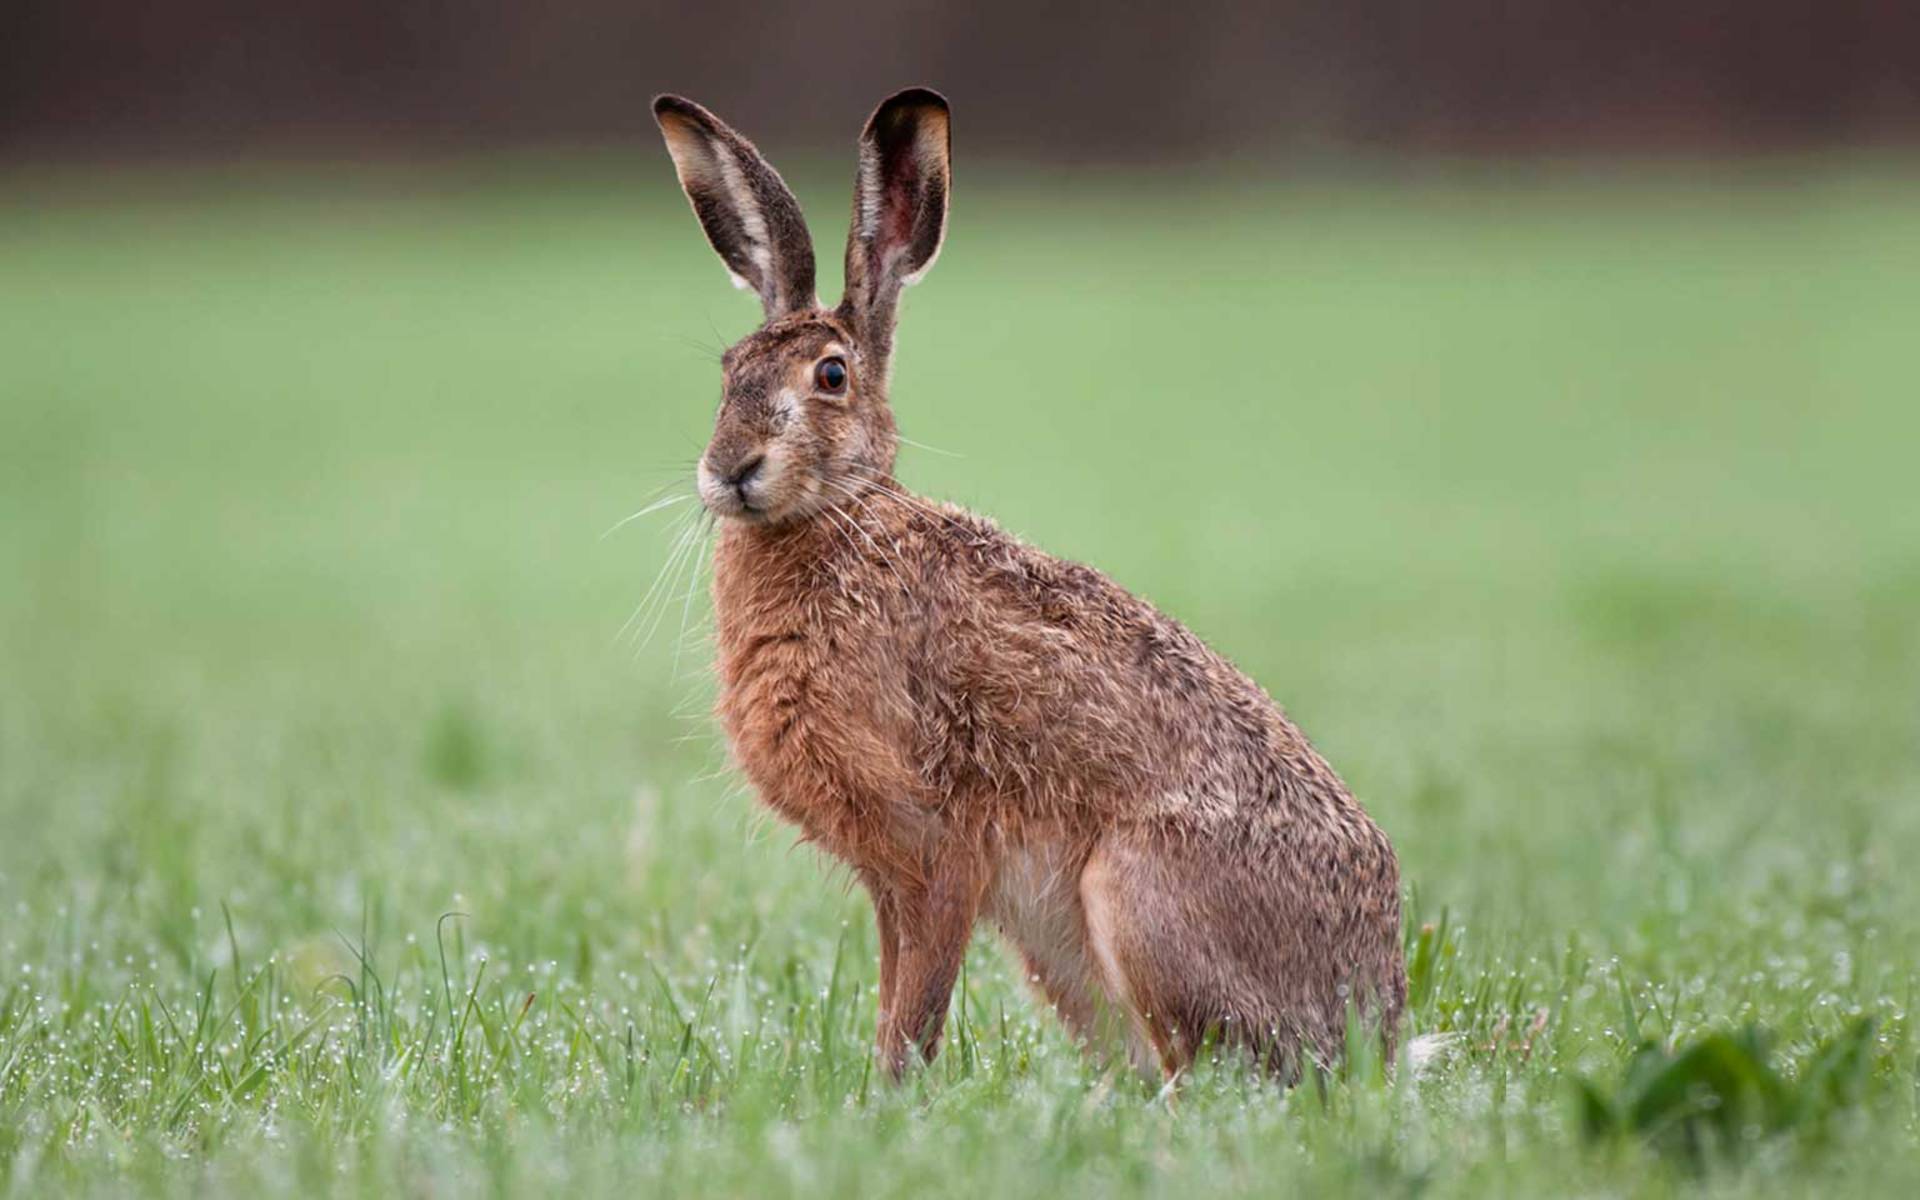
(2, 159), (1918, 1195)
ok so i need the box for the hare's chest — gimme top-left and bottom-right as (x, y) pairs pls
(712, 612), (933, 862)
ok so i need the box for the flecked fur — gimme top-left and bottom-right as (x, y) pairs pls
(652, 89), (1404, 1082)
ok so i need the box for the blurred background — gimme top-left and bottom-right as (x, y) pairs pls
(2, 0), (1918, 1140)
(5, 2), (1919, 159)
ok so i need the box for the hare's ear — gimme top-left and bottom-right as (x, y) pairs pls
(839, 88), (950, 369)
(653, 95), (817, 318)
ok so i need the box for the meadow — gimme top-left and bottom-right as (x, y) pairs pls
(1, 158), (1917, 1195)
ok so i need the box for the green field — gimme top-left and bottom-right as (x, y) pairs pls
(2, 161), (1918, 1195)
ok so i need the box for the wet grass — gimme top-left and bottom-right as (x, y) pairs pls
(1, 160), (1917, 1195)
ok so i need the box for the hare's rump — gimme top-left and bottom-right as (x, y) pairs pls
(1079, 827), (1405, 1080)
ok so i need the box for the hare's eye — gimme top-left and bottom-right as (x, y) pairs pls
(815, 357), (848, 393)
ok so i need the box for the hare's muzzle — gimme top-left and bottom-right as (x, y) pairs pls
(698, 451), (769, 519)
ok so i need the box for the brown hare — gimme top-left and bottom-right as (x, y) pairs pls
(651, 88), (1406, 1083)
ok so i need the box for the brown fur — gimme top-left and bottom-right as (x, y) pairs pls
(653, 89), (1404, 1082)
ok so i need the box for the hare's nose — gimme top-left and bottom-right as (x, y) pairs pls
(722, 455), (765, 494)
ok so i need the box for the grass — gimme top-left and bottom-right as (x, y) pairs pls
(1, 157), (1918, 1195)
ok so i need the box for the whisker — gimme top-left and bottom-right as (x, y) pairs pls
(843, 470), (972, 533)
(615, 507), (698, 643)
(672, 332), (726, 363)
(702, 313), (742, 365)
(670, 518), (716, 680)
(838, 489), (914, 557)
(813, 501), (863, 563)
(819, 493), (914, 598)
(895, 433), (962, 458)
(815, 499), (904, 596)
(600, 492), (697, 541)
(618, 509), (701, 647)
(634, 515), (706, 653)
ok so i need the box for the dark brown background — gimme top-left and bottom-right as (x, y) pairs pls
(5, 1), (1918, 162)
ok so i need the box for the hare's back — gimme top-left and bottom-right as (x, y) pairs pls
(914, 512), (1355, 830)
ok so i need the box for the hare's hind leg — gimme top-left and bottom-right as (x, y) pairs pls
(986, 841), (1147, 1073)
(1079, 841), (1210, 1080)
(1081, 830), (1380, 1082)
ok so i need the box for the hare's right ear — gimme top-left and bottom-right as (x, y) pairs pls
(839, 88), (951, 371)
(652, 95), (817, 319)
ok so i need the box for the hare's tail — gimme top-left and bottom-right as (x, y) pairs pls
(1405, 1033), (1461, 1078)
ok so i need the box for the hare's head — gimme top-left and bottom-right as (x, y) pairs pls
(653, 89), (950, 525)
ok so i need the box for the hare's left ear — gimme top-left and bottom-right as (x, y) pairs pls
(839, 88), (950, 370)
(653, 95), (817, 318)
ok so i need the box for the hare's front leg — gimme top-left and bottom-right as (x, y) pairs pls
(874, 848), (988, 1080)
(861, 873), (902, 1055)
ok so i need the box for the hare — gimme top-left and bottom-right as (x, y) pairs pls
(651, 88), (1405, 1083)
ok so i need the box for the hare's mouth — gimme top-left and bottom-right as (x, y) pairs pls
(701, 490), (764, 522)
(702, 486), (791, 526)
(698, 458), (774, 522)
